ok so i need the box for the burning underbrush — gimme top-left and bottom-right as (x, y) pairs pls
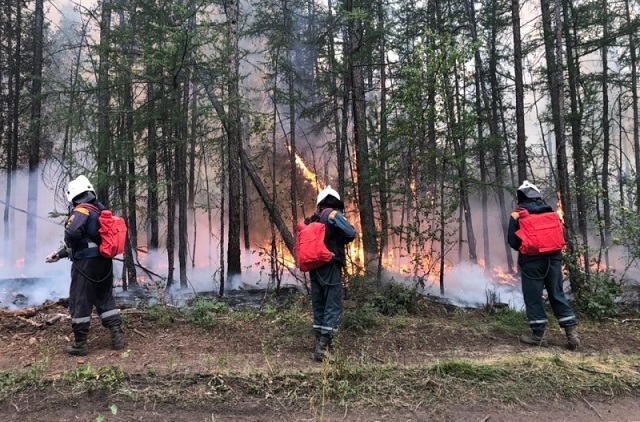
(0, 260), (526, 314)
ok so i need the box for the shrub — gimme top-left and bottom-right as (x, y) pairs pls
(577, 270), (623, 319)
(341, 304), (380, 333)
(188, 298), (230, 328)
(371, 283), (420, 316)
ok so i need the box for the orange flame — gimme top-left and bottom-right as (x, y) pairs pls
(288, 146), (325, 192)
(556, 191), (565, 224)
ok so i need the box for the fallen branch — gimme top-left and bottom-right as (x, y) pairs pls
(603, 317), (640, 324)
(120, 309), (149, 315)
(113, 256), (165, 281)
(17, 315), (44, 328)
(0, 308), (37, 318)
(577, 366), (613, 376)
(45, 314), (66, 326)
(133, 328), (147, 338)
(581, 396), (603, 420)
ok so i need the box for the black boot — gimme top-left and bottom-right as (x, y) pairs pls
(314, 335), (330, 362)
(565, 326), (581, 350)
(65, 332), (89, 356)
(519, 330), (548, 347)
(109, 324), (125, 350)
(315, 332), (333, 351)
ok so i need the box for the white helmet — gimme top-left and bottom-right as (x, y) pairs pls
(66, 175), (95, 202)
(517, 180), (542, 201)
(317, 185), (340, 205)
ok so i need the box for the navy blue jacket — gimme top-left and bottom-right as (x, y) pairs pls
(507, 200), (563, 265)
(64, 202), (107, 260)
(307, 207), (356, 267)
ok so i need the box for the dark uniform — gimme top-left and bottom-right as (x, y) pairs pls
(507, 182), (580, 349)
(53, 201), (124, 355)
(307, 205), (356, 362)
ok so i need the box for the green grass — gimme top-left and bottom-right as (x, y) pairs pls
(488, 308), (528, 335)
(187, 298), (230, 329)
(433, 359), (508, 380)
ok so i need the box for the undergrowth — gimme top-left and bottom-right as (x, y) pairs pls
(2, 355), (637, 407)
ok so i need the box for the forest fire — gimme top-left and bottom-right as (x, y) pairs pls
(289, 147), (325, 192)
(477, 259), (519, 286)
(289, 149), (519, 291)
(557, 191), (565, 224)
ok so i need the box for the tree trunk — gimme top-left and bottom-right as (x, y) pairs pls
(121, 10), (137, 288)
(26, 0), (44, 262)
(511, 0), (527, 183)
(600, 0), (611, 267)
(146, 76), (159, 251)
(377, 0), (390, 273)
(348, 0), (378, 277)
(225, 0), (242, 281)
(240, 149), (296, 255)
(476, 76), (491, 274)
(541, 0), (581, 293)
(177, 83), (188, 289)
(626, 0), (640, 211)
(465, 0), (512, 271)
(286, 19), (298, 236)
(3, 0), (18, 265)
(97, 0), (113, 204)
(562, 0), (588, 280)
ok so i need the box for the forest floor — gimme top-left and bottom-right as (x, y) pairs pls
(0, 286), (639, 422)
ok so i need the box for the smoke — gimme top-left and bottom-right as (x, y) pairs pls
(394, 262), (525, 310)
(439, 263), (524, 309)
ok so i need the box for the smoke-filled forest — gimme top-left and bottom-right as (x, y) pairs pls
(1, 0), (640, 304)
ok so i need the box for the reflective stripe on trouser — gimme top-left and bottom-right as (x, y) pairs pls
(310, 262), (343, 338)
(520, 258), (577, 331)
(69, 258), (121, 334)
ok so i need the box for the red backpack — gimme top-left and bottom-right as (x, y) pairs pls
(515, 208), (565, 255)
(77, 204), (128, 258)
(296, 209), (333, 272)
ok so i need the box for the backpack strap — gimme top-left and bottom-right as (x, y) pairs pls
(318, 208), (333, 220)
(76, 203), (101, 215)
(517, 208), (530, 219)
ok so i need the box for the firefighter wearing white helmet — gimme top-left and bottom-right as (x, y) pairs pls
(507, 180), (580, 350)
(45, 175), (125, 356)
(66, 175), (96, 203)
(304, 185), (356, 362)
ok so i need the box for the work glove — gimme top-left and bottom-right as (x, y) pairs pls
(45, 252), (60, 263)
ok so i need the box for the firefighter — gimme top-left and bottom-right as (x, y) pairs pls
(507, 181), (580, 350)
(306, 186), (356, 362)
(45, 175), (125, 356)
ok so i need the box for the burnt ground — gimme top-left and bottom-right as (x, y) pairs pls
(1, 293), (640, 421)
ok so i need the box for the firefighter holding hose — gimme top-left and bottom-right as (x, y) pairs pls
(45, 175), (125, 356)
(507, 181), (580, 350)
(303, 186), (356, 362)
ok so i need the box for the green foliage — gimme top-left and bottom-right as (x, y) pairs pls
(432, 360), (507, 381)
(613, 206), (640, 259)
(340, 304), (380, 333)
(63, 365), (125, 390)
(63, 364), (95, 383)
(577, 270), (623, 319)
(274, 299), (309, 339)
(489, 308), (528, 335)
(261, 304), (278, 317)
(371, 283), (420, 316)
(96, 366), (126, 387)
(187, 298), (230, 329)
(146, 303), (181, 327)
